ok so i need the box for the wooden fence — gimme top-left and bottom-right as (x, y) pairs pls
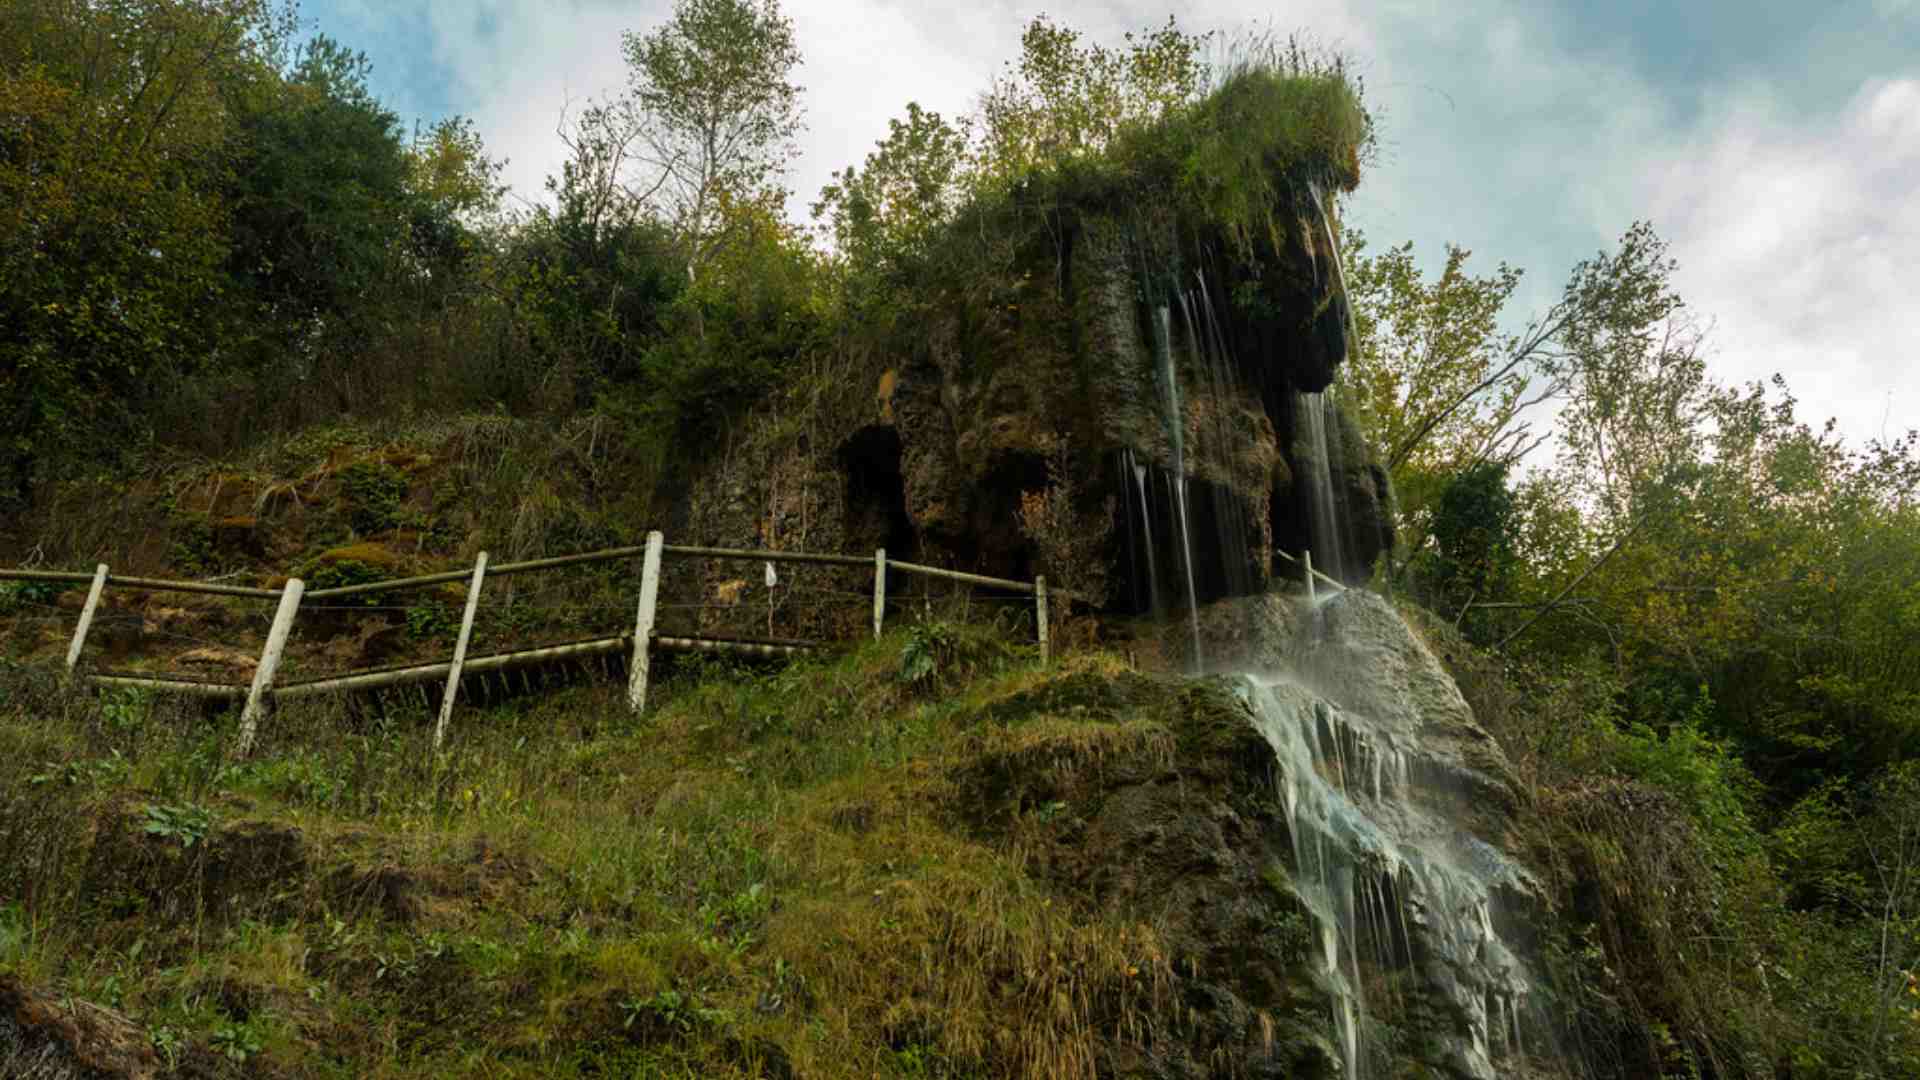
(0, 532), (1050, 756)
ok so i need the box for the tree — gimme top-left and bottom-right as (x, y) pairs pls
(1423, 461), (1517, 642)
(812, 102), (971, 279)
(973, 15), (1211, 191)
(1341, 236), (1543, 561)
(224, 35), (416, 337)
(618, 0), (803, 281)
(0, 0), (291, 502)
(1343, 221), (1691, 578)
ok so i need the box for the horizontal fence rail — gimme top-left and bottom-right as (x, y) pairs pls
(3, 533), (1056, 756)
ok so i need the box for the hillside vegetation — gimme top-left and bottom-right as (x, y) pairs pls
(4, 2), (1920, 1078)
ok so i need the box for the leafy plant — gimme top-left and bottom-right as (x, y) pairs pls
(405, 600), (458, 640)
(621, 987), (732, 1036)
(339, 461), (409, 534)
(209, 1018), (263, 1063)
(142, 802), (215, 848)
(898, 617), (1015, 695)
(0, 580), (65, 616)
(30, 751), (130, 789)
(898, 620), (956, 686)
(148, 1024), (184, 1070)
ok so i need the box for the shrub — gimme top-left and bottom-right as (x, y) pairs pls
(339, 461), (409, 535)
(1017, 440), (1115, 624)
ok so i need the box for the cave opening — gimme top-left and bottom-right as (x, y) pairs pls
(838, 425), (918, 563)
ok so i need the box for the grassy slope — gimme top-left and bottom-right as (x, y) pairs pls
(0, 625), (1277, 1079)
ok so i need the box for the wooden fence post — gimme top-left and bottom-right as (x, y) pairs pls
(433, 551), (488, 750)
(1036, 575), (1050, 666)
(627, 531), (664, 713)
(64, 563), (108, 676)
(872, 548), (886, 640)
(236, 577), (304, 757)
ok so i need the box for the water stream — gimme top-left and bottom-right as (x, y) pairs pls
(1127, 450), (1160, 619)
(1153, 303), (1203, 669)
(1298, 390), (1347, 581)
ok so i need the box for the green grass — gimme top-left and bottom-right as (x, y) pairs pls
(0, 622), (1203, 1078)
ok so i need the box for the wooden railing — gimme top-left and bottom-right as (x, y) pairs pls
(1, 532), (1050, 755)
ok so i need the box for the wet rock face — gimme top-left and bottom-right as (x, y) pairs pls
(960, 673), (1343, 1079)
(1024, 592), (1545, 1077)
(887, 206), (1352, 596)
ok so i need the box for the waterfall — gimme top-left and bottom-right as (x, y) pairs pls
(1292, 180), (1363, 585)
(1307, 179), (1360, 361)
(1242, 591), (1542, 1079)
(1127, 450), (1160, 618)
(1153, 303), (1203, 670)
(1179, 272), (1256, 599)
(1298, 390), (1347, 581)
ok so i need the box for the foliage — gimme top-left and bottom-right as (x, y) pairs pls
(1341, 235), (1533, 552)
(1418, 461), (1516, 641)
(616, 0), (803, 281)
(142, 802), (215, 848)
(812, 101), (971, 287)
(973, 15), (1213, 191)
(339, 460), (409, 534)
(1016, 440), (1116, 621)
(897, 618), (1014, 696)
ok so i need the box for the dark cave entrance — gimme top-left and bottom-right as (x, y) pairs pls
(838, 424), (918, 563)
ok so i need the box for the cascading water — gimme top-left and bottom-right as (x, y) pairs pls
(1126, 450), (1161, 618)
(1295, 179), (1364, 585)
(1241, 591), (1543, 1078)
(1178, 271), (1257, 599)
(1297, 390), (1347, 581)
(1307, 179), (1361, 359)
(1153, 303), (1203, 669)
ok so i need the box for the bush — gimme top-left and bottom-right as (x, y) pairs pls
(898, 617), (1016, 696)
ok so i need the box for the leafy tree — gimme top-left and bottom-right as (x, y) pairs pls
(404, 115), (508, 280)
(1341, 236), (1538, 557)
(618, 0), (803, 281)
(973, 15), (1211, 191)
(1422, 461), (1517, 642)
(0, 0), (292, 502)
(1343, 221), (1688, 575)
(812, 102), (971, 282)
(407, 116), (507, 228)
(636, 188), (823, 435)
(224, 35), (415, 337)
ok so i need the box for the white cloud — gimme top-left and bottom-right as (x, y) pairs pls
(1637, 76), (1920, 442)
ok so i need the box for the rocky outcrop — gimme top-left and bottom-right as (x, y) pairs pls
(687, 77), (1394, 609)
(963, 590), (1544, 1077)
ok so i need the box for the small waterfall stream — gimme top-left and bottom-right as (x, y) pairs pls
(1109, 169), (1533, 1079)
(1153, 303), (1203, 669)
(1298, 390), (1347, 581)
(1126, 450), (1160, 619)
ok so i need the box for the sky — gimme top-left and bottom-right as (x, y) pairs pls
(305, 0), (1919, 449)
